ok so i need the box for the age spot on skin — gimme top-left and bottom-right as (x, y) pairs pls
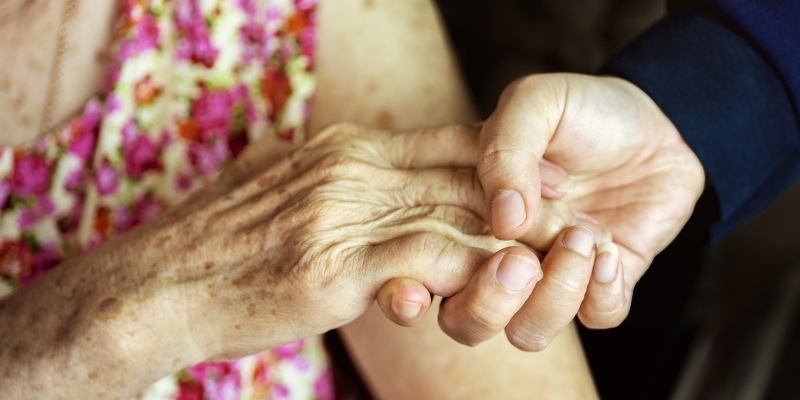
(98, 297), (118, 313)
(375, 110), (395, 129)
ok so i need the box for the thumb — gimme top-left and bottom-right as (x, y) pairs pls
(479, 74), (568, 240)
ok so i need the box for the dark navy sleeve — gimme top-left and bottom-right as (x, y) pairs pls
(600, 2), (800, 243)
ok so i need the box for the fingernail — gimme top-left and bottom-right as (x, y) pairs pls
(491, 190), (526, 234)
(563, 226), (595, 257)
(594, 242), (619, 283)
(495, 254), (540, 291)
(574, 212), (611, 243)
(391, 297), (422, 319)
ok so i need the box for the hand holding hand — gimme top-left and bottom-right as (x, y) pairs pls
(136, 123), (536, 362)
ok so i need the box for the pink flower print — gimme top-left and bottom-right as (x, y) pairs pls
(266, 5), (282, 22)
(194, 90), (235, 140)
(18, 195), (56, 230)
(314, 367), (335, 400)
(95, 161), (119, 196)
(176, 380), (205, 400)
(187, 361), (242, 400)
(188, 140), (229, 178)
(65, 166), (84, 191)
(231, 84), (257, 123)
(174, 0), (219, 67)
(81, 100), (103, 135)
(57, 193), (84, 234)
(119, 13), (160, 60)
(17, 209), (39, 231)
(0, 240), (34, 282)
(114, 207), (136, 232)
(122, 122), (162, 179)
(0, 180), (11, 210)
(68, 127), (97, 165)
(114, 194), (166, 231)
(191, 37), (219, 68)
(234, 0), (257, 14)
(175, 172), (193, 192)
(241, 20), (269, 63)
(136, 13), (160, 49)
(272, 384), (290, 400)
(296, 0), (318, 12)
(21, 241), (61, 286)
(133, 194), (165, 225)
(300, 24), (316, 62)
(274, 340), (304, 360)
(106, 93), (122, 114)
(174, 0), (201, 32)
(12, 152), (51, 197)
(227, 131), (249, 159)
(292, 355), (310, 372)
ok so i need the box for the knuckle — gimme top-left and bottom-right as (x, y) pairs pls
(314, 151), (367, 180)
(313, 121), (361, 143)
(437, 312), (481, 348)
(464, 301), (509, 333)
(476, 147), (530, 181)
(506, 325), (552, 352)
(579, 304), (628, 329)
(547, 272), (586, 295)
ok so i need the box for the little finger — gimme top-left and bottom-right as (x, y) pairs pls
(376, 278), (433, 327)
(578, 242), (630, 329)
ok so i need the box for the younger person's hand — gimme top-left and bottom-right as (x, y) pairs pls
(475, 73), (705, 349)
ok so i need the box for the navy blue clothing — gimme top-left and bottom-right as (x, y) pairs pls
(602, 1), (800, 242)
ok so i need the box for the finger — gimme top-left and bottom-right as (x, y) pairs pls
(363, 232), (495, 298)
(438, 247), (542, 346)
(505, 225), (596, 351)
(383, 124), (480, 169)
(376, 278), (433, 327)
(514, 208), (611, 252)
(378, 166), (593, 253)
(479, 76), (567, 240)
(578, 242), (630, 329)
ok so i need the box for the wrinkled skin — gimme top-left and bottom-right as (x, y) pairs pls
(125, 122), (521, 360)
(2, 122), (536, 399)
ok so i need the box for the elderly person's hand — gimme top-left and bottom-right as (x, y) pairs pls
(466, 73), (704, 350)
(4, 122), (571, 399)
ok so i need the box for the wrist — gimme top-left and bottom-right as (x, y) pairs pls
(65, 233), (209, 392)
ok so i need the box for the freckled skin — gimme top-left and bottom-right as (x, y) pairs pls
(0, 121), (512, 399)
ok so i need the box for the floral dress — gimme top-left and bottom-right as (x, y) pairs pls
(0, 0), (334, 398)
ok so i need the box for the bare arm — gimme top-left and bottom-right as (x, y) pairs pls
(312, 1), (598, 398)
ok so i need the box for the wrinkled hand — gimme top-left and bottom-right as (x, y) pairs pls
(468, 73), (705, 349)
(135, 123), (552, 361)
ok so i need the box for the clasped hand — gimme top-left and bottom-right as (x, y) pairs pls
(122, 73), (706, 361)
